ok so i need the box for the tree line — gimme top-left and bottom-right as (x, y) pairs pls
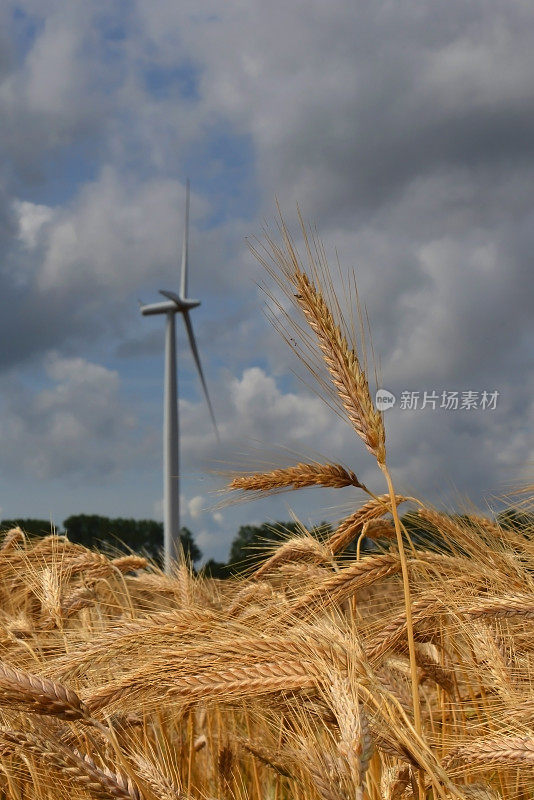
(0, 516), (200, 566)
(1, 507), (532, 577)
(0, 515), (331, 576)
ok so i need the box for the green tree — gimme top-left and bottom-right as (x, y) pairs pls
(0, 519), (60, 537)
(227, 520), (332, 573)
(62, 515), (161, 559)
(177, 526), (202, 564)
(62, 515), (132, 552)
(202, 559), (229, 579)
(228, 521), (298, 572)
(400, 511), (444, 551)
(62, 515), (202, 564)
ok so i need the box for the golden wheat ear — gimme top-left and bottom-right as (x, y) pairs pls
(1, 526), (26, 552)
(326, 494), (407, 554)
(0, 729), (143, 800)
(252, 535), (333, 579)
(443, 736), (534, 771)
(0, 661), (89, 721)
(227, 461), (369, 495)
(250, 213), (386, 465)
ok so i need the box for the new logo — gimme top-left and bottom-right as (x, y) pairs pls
(375, 389), (396, 411)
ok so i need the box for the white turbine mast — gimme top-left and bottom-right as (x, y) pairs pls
(140, 180), (218, 574)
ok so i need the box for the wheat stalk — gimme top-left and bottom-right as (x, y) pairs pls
(362, 519), (396, 540)
(132, 755), (181, 800)
(381, 765), (411, 800)
(252, 536), (333, 578)
(228, 462), (368, 493)
(415, 646), (455, 695)
(250, 213), (424, 740)
(326, 494), (407, 553)
(87, 659), (320, 712)
(111, 556), (148, 573)
(1, 527), (26, 552)
(226, 581), (274, 614)
(0, 661), (89, 721)
(444, 736), (534, 769)
(60, 584), (97, 619)
(458, 786), (503, 799)
(74, 750), (145, 800)
(235, 736), (294, 778)
(268, 224), (386, 463)
(365, 594), (445, 663)
(286, 553), (402, 616)
(0, 729), (143, 800)
(327, 675), (374, 791)
(464, 594), (534, 619)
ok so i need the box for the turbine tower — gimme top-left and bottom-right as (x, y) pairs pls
(140, 181), (217, 574)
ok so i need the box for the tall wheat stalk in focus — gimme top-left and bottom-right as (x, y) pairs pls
(245, 209), (423, 739)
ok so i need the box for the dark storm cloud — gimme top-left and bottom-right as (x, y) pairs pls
(208, 0), (534, 224)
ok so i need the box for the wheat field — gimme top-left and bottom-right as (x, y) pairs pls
(0, 217), (531, 800)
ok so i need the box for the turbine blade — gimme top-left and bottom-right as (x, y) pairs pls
(183, 310), (219, 440)
(159, 289), (181, 304)
(180, 179), (190, 299)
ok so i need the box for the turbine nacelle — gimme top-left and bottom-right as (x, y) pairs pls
(159, 289), (200, 310)
(139, 292), (200, 316)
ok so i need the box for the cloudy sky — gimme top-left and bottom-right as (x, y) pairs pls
(1, 0), (532, 561)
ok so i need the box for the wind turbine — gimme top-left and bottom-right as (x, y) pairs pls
(140, 180), (217, 574)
